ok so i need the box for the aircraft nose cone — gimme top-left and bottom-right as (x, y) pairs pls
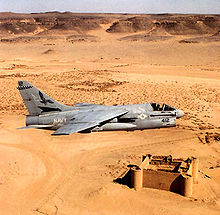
(176, 110), (184, 119)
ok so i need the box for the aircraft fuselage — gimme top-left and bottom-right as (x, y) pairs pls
(18, 81), (184, 135)
(25, 103), (183, 132)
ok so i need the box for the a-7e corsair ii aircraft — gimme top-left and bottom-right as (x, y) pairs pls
(17, 81), (184, 135)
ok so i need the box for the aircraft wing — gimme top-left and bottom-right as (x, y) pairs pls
(52, 122), (98, 135)
(52, 109), (128, 135)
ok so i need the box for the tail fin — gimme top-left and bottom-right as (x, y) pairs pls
(17, 80), (73, 115)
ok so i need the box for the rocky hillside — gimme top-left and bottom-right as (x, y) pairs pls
(0, 12), (219, 36)
(107, 14), (220, 35)
(0, 12), (113, 35)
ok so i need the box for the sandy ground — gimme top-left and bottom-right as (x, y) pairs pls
(0, 19), (220, 215)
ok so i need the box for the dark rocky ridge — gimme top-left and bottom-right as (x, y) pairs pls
(0, 12), (219, 36)
(107, 14), (220, 35)
(0, 12), (115, 35)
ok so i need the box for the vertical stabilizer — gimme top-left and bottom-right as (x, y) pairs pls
(17, 80), (73, 115)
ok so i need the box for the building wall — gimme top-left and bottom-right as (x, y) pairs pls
(143, 169), (181, 192)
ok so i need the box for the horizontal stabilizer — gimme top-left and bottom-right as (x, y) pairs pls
(18, 125), (53, 129)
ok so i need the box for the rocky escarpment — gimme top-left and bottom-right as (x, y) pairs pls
(107, 15), (220, 35)
(0, 12), (113, 35)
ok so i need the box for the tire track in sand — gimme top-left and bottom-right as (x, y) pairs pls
(0, 142), (68, 215)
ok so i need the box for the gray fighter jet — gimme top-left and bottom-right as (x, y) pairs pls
(17, 80), (184, 135)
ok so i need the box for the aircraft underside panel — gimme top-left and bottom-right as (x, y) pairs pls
(93, 123), (137, 131)
(93, 117), (176, 132)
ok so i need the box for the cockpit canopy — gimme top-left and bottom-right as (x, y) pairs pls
(151, 103), (176, 111)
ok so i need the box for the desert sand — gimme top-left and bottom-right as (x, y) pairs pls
(0, 12), (219, 215)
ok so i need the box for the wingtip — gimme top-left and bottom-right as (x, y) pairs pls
(51, 134), (70, 136)
(51, 131), (70, 136)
